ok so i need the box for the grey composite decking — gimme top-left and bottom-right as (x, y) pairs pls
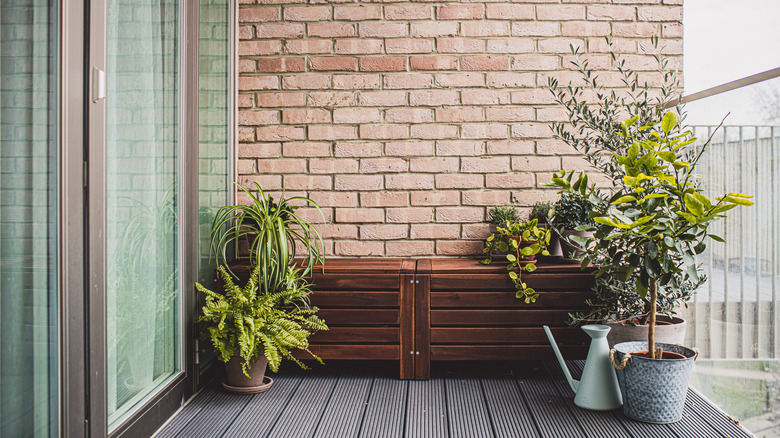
(155, 361), (754, 438)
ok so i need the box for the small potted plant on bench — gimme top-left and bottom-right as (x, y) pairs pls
(197, 182), (328, 393)
(550, 192), (595, 260)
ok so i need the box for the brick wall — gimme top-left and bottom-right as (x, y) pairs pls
(237, 0), (683, 257)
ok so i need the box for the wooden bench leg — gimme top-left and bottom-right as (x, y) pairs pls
(414, 260), (431, 380)
(399, 260), (416, 380)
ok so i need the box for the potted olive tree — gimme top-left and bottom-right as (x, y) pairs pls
(198, 182), (328, 393)
(552, 111), (753, 423)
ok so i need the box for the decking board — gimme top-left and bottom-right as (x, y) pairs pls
(154, 361), (754, 438)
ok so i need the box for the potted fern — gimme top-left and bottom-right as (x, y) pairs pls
(198, 182), (328, 393)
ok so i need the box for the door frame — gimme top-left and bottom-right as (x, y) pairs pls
(79, 0), (201, 436)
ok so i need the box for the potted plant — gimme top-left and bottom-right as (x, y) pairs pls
(550, 192), (595, 260)
(529, 202), (562, 258)
(548, 36), (694, 343)
(481, 219), (551, 303)
(486, 205), (521, 258)
(199, 182), (328, 392)
(552, 110), (753, 423)
(196, 265), (327, 393)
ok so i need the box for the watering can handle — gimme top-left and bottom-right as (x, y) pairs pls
(609, 349), (631, 370)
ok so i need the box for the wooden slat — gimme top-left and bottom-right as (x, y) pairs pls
(309, 327), (399, 344)
(310, 291), (399, 307)
(431, 273), (595, 291)
(445, 373), (494, 438)
(313, 371), (373, 438)
(426, 258), (590, 274)
(431, 327), (588, 345)
(172, 389), (253, 437)
(359, 377), (408, 438)
(431, 291), (590, 308)
(431, 345), (587, 361)
(221, 372), (304, 437)
(414, 263), (432, 380)
(400, 270), (415, 380)
(685, 390), (753, 437)
(481, 372), (540, 438)
(518, 367), (586, 438)
(318, 308), (399, 325)
(265, 372), (339, 438)
(154, 385), (219, 438)
(312, 274), (400, 291)
(404, 374), (448, 437)
(307, 344), (400, 360)
(431, 309), (571, 326)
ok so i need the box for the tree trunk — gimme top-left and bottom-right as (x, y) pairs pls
(648, 277), (657, 359)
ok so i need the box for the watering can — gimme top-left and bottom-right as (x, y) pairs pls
(543, 324), (622, 410)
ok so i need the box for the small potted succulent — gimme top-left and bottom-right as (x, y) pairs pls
(550, 191), (595, 260)
(481, 219), (551, 303)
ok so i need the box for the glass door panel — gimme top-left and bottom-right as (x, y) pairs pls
(105, 0), (182, 428)
(0, 1), (59, 436)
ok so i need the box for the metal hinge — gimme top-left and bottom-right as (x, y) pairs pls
(194, 338), (200, 365)
(92, 67), (106, 102)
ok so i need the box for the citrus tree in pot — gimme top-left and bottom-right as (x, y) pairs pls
(198, 182), (328, 393)
(552, 111), (753, 423)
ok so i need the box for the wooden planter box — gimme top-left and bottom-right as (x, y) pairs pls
(215, 258), (593, 380)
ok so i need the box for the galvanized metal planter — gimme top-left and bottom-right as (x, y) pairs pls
(610, 341), (697, 423)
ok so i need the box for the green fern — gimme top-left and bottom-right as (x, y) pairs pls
(196, 264), (328, 377)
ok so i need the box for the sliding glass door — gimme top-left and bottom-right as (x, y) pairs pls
(100, 0), (187, 431)
(0, 1), (59, 436)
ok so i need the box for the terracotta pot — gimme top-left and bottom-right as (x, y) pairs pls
(606, 315), (687, 348)
(559, 229), (593, 260)
(224, 354), (270, 390)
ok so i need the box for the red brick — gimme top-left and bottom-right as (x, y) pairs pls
(238, 94), (253, 108)
(319, 224), (358, 239)
(237, 159), (256, 174)
(587, 5), (635, 21)
(239, 40), (281, 56)
(360, 56), (407, 72)
(238, 175), (282, 191)
(485, 4), (534, 20)
(511, 156), (560, 172)
(333, 108), (381, 124)
(281, 74), (330, 90)
(334, 241), (384, 257)
(238, 127), (255, 142)
(485, 107), (533, 122)
(256, 23), (304, 38)
(538, 38), (585, 54)
(435, 107), (483, 123)
(460, 22), (510, 37)
(239, 6), (279, 23)
(334, 142), (383, 157)
(436, 140), (483, 156)
(612, 22), (659, 38)
(308, 23), (355, 38)
(334, 175), (383, 191)
(333, 74), (381, 89)
(386, 241), (434, 257)
(384, 74), (433, 89)
(385, 5), (433, 20)
(462, 190), (511, 206)
(536, 5), (585, 20)
(240, 143), (281, 158)
(487, 38), (535, 54)
(335, 208), (384, 223)
(239, 25), (253, 40)
(283, 5), (330, 21)
(512, 55), (560, 70)
(486, 72), (534, 87)
(410, 56), (457, 71)
(462, 223), (491, 240)
(257, 92), (306, 107)
(386, 174), (434, 190)
(437, 38), (485, 53)
(359, 23), (408, 38)
(282, 142), (331, 157)
(285, 40), (331, 54)
(410, 224), (460, 239)
(386, 208), (435, 223)
(510, 89), (556, 105)
(461, 156), (510, 173)
(361, 225), (408, 240)
(511, 123), (553, 139)
(385, 141), (434, 157)
(411, 191), (459, 206)
(436, 207), (484, 223)
(333, 5), (381, 21)
(335, 39), (383, 55)
(411, 22), (459, 37)
(308, 91), (357, 108)
(511, 22), (559, 37)
(283, 175), (332, 190)
(310, 56), (357, 71)
(638, 6), (682, 21)
(309, 125), (357, 141)
(359, 91), (407, 107)
(256, 57), (305, 73)
(409, 157), (458, 173)
(360, 192), (408, 207)
(461, 124), (508, 140)
(309, 158), (359, 174)
(385, 108), (433, 124)
(561, 21), (611, 37)
(485, 173), (535, 189)
(386, 39), (433, 54)
(434, 73), (484, 88)
(410, 124), (458, 140)
(436, 241), (483, 256)
(239, 76), (279, 91)
(535, 140), (577, 155)
(256, 126), (305, 141)
(239, 110), (279, 125)
(409, 90), (459, 106)
(239, 59), (256, 73)
(435, 174), (483, 189)
(512, 190), (559, 207)
(437, 4), (483, 20)
(461, 89), (510, 105)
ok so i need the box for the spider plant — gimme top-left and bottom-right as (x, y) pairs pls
(210, 182), (325, 293)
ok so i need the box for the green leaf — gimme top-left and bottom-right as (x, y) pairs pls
(709, 234), (725, 243)
(694, 241), (706, 254)
(525, 263), (537, 273)
(648, 240), (658, 258)
(506, 254), (517, 262)
(627, 142), (640, 161)
(624, 114), (640, 127)
(657, 151), (676, 162)
(612, 195), (637, 205)
(692, 193), (712, 210)
(508, 271), (518, 280)
(664, 236), (674, 247)
(728, 192), (754, 198)
(661, 111), (678, 134)
(722, 196), (755, 206)
(684, 193), (705, 217)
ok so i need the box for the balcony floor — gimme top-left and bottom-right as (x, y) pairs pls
(155, 360), (752, 438)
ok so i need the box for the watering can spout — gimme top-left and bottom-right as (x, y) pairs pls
(543, 325), (579, 394)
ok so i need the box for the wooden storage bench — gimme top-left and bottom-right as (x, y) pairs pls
(413, 258), (595, 379)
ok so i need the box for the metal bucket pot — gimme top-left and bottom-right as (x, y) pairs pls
(610, 341), (697, 423)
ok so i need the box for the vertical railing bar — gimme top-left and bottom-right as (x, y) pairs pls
(739, 126), (746, 358)
(691, 127), (699, 348)
(723, 127), (730, 358)
(707, 125), (715, 358)
(771, 126), (777, 358)
(754, 126), (761, 358)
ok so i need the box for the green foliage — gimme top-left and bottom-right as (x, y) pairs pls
(210, 182), (325, 294)
(551, 192), (595, 230)
(197, 265), (328, 377)
(482, 219), (551, 303)
(487, 205), (521, 225)
(551, 110), (753, 351)
(549, 35), (682, 189)
(529, 202), (552, 224)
